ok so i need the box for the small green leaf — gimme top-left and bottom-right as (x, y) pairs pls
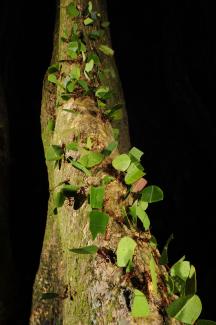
(55, 191), (65, 208)
(98, 44), (114, 56)
(48, 63), (60, 73)
(66, 80), (76, 93)
(101, 175), (114, 185)
(170, 260), (191, 281)
(166, 294), (202, 324)
(112, 154), (131, 171)
(95, 86), (111, 100)
(69, 245), (98, 254)
(136, 206), (150, 230)
(48, 74), (57, 84)
(70, 65), (80, 80)
(131, 289), (150, 317)
(84, 17), (94, 25)
(68, 41), (79, 53)
(129, 201), (138, 224)
(139, 200), (148, 210)
(46, 145), (64, 161)
(90, 186), (105, 209)
(112, 128), (119, 140)
(141, 185), (163, 203)
(61, 184), (80, 196)
(88, 1), (93, 13)
(116, 236), (137, 267)
(78, 152), (104, 168)
(102, 142), (118, 156)
(70, 160), (91, 176)
(159, 233), (174, 265)
(185, 265), (197, 295)
(89, 210), (109, 240)
(125, 163), (145, 185)
(150, 255), (157, 293)
(85, 137), (92, 150)
(41, 292), (59, 300)
(66, 3), (79, 17)
(47, 119), (55, 131)
(89, 30), (102, 40)
(66, 142), (78, 151)
(196, 320), (216, 325)
(85, 59), (94, 73)
(101, 21), (110, 28)
(129, 147), (144, 162)
(77, 79), (89, 92)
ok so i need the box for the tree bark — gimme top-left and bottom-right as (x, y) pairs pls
(30, 1), (181, 324)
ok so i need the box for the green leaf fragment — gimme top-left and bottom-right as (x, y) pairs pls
(48, 63), (60, 73)
(66, 3), (79, 17)
(46, 145), (64, 161)
(66, 142), (78, 151)
(89, 210), (109, 240)
(170, 260), (191, 281)
(77, 79), (89, 92)
(197, 320), (216, 325)
(116, 236), (137, 267)
(95, 86), (111, 100)
(131, 289), (150, 317)
(68, 41), (79, 56)
(78, 152), (104, 168)
(88, 1), (93, 13)
(69, 245), (98, 254)
(185, 265), (197, 295)
(101, 175), (114, 185)
(48, 74), (57, 84)
(85, 59), (94, 73)
(70, 160), (91, 176)
(125, 163), (145, 185)
(136, 206), (150, 230)
(55, 191), (65, 208)
(112, 154), (131, 172)
(102, 142), (118, 156)
(141, 185), (163, 203)
(84, 17), (94, 25)
(90, 186), (105, 209)
(70, 65), (80, 80)
(159, 233), (174, 265)
(166, 294), (202, 324)
(98, 44), (114, 56)
(129, 147), (144, 162)
(101, 21), (110, 28)
(47, 119), (55, 131)
(66, 80), (76, 93)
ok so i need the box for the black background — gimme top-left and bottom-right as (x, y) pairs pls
(0, 0), (215, 323)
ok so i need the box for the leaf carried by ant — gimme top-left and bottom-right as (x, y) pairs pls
(116, 236), (137, 267)
(69, 245), (98, 254)
(89, 210), (109, 240)
(131, 289), (150, 317)
(90, 186), (105, 209)
(66, 2), (79, 18)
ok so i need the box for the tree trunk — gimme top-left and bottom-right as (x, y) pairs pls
(30, 1), (181, 324)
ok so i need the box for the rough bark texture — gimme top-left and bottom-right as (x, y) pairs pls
(31, 1), (181, 324)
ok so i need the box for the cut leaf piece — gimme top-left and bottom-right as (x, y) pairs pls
(170, 260), (191, 281)
(102, 141), (118, 156)
(125, 163), (145, 185)
(78, 152), (104, 168)
(112, 154), (131, 171)
(55, 191), (65, 208)
(66, 142), (78, 151)
(77, 79), (89, 92)
(46, 145), (64, 161)
(141, 185), (163, 203)
(98, 44), (114, 56)
(159, 233), (174, 265)
(95, 86), (111, 100)
(101, 21), (110, 28)
(70, 160), (91, 176)
(47, 119), (55, 131)
(136, 206), (150, 230)
(84, 17), (94, 25)
(70, 65), (80, 80)
(131, 289), (150, 317)
(129, 147), (144, 162)
(89, 210), (109, 240)
(166, 294), (202, 324)
(48, 74), (57, 84)
(185, 265), (197, 295)
(48, 63), (60, 73)
(90, 186), (105, 209)
(101, 175), (114, 185)
(66, 2), (79, 17)
(85, 59), (94, 73)
(197, 321), (216, 325)
(69, 245), (98, 254)
(116, 236), (137, 267)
